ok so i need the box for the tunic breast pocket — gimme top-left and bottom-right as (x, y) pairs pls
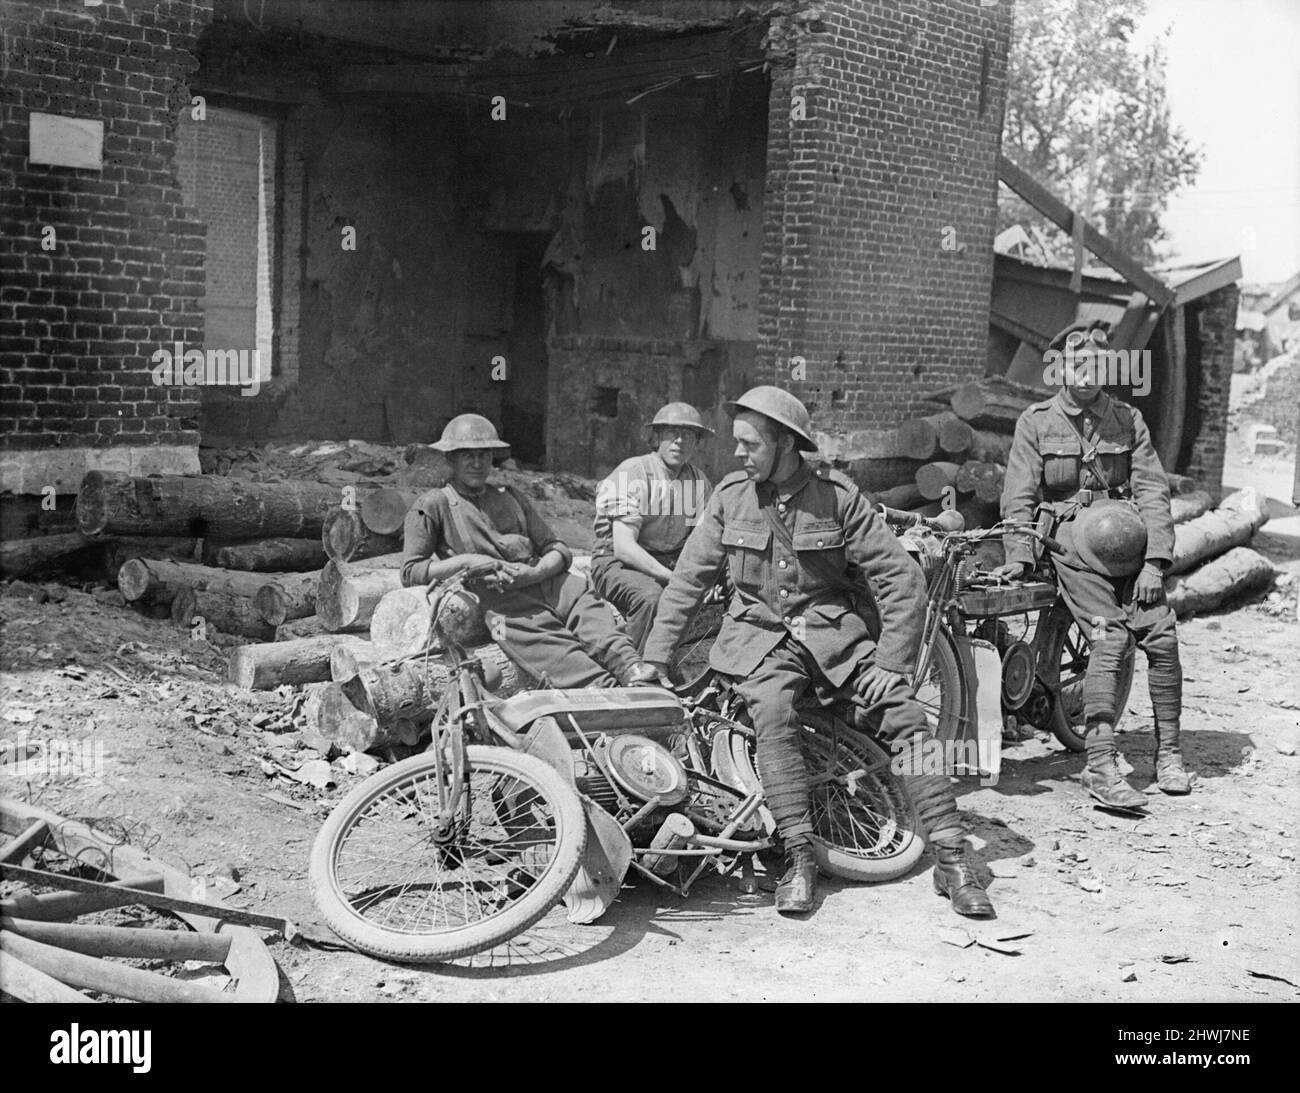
(720, 523), (771, 590)
(1094, 440), (1132, 486)
(792, 526), (847, 590)
(1041, 436), (1083, 491)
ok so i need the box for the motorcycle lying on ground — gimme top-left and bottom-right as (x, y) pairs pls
(309, 562), (922, 964)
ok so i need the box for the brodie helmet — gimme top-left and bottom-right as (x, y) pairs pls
(724, 386), (817, 452)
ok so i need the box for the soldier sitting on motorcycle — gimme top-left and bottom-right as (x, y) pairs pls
(644, 386), (996, 918)
(992, 321), (1192, 808)
(400, 414), (660, 689)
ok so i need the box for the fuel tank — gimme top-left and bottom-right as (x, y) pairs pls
(492, 686), (687, 740)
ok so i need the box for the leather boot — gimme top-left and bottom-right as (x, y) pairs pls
(774, 843), (817, 915)
(1154, 717), (1192, 795)
(1081, 725), (1147, 809)
(931, 840), (995, 918)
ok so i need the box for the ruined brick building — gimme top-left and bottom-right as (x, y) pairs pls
(0, 0), (1236, 499)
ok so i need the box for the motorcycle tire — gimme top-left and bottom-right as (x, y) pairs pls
(310, 746), (587, 964)
(712, 716), (924, 883)
(1032, 603), (1136, 752)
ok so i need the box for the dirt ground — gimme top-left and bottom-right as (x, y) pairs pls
(2, 445), (1297, 1003)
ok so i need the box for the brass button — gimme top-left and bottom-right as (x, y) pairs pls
(737, 537), (744, 545)
(783, 615), (791, 624)
(779, 588), (789, 598)
(778, 560), (788, 569)
(816, 539), (824, 547)
(778, 503), (787, 513)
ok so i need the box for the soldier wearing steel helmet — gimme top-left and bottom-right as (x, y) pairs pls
(591, 402), (714, 649)
(401, 414), (659, 688)
(644, 386), (996, 918)
(993, 322), (1192, 808)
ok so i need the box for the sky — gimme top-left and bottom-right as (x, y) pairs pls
(1136, 0), (1300, 285)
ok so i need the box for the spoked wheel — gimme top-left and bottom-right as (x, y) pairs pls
(1032, 603), (1136, 752)
(913, 627), (967, 743)
(310, 746), (586, 964)
(711, 713), (924, 882)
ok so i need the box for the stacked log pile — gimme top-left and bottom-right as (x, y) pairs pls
(74, 475), (519, 753)
(844, 378), (1217, 533)
(1163, 489), (1278, 617)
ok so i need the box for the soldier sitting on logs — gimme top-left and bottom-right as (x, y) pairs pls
(400, 414), (659, 689)
(591, 402), (714, 650)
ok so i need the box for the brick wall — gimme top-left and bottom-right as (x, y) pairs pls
(0, 0), (215, 490)
(758, 1), (1011, 457)
(1182, 283), (1240, 495)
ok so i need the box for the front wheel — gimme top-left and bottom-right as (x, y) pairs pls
(711, 715), (925, 883)
(1032, 603), (1136, 752)
(310, 746), (587, 964)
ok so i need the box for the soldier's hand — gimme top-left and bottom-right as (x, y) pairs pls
(855, 665), (904, 709)
(990, 561), (1028, 583)
(1134, 564), (1165, 605)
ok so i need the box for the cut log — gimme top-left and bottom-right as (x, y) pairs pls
(316, 554), (404, 632)
(1165, 472), (1197, 497)
(227, 634), (372, 690)
(203, 538), (326, 572)
(360, 487), (424, 536)
(0, 533), (100, 578)
(870, 483), (924, 510)
(1170, 490), (1213, 525)
(950, 381), (1038, 432)
(76, 471), (345, 540)
(1168, 491), (1269, 576)
(844, 457), (926, 493)
(1165, 547), (1275, 617)
(171, 587), (276, 641)
(117, 559), (282, 607)
(369, 585), (491, 657)
(99, 537), (200, 577)
(302, 682), (384, 752)
(253, 573), (320, 626)
(321, 507), (402, 563)
(965, 429), (1014, 464)
(896, 412), (974, 460)
(341, 646), (522, 734)
(915, 461), (965, 500)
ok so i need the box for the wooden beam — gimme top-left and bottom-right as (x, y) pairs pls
(997, 155), (1175, 307)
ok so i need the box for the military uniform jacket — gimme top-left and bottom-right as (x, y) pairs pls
(644, 460), (926, 687)
(1001, 391), (1175, 568)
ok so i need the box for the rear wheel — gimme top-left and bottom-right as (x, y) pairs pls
(710, 713), (924, 883)
(310, 746), (586, 963)
(1032, 603), (1136, 752)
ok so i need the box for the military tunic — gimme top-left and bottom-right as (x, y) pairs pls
(402, 483), (642, 689)
(645, 460), (960, 845)
(1001, 390), (1182, 725)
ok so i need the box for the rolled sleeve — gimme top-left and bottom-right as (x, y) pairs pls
(401, 499), (444, 587)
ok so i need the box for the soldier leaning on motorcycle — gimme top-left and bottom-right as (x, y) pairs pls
(405, 324), (1190, 920)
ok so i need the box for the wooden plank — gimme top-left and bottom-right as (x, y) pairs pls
(998, 155), (1175, 306)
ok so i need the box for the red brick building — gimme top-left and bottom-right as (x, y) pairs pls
(5, 0), (1012, 490)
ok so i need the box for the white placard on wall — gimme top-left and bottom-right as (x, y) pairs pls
(29, 112), (104, 170)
